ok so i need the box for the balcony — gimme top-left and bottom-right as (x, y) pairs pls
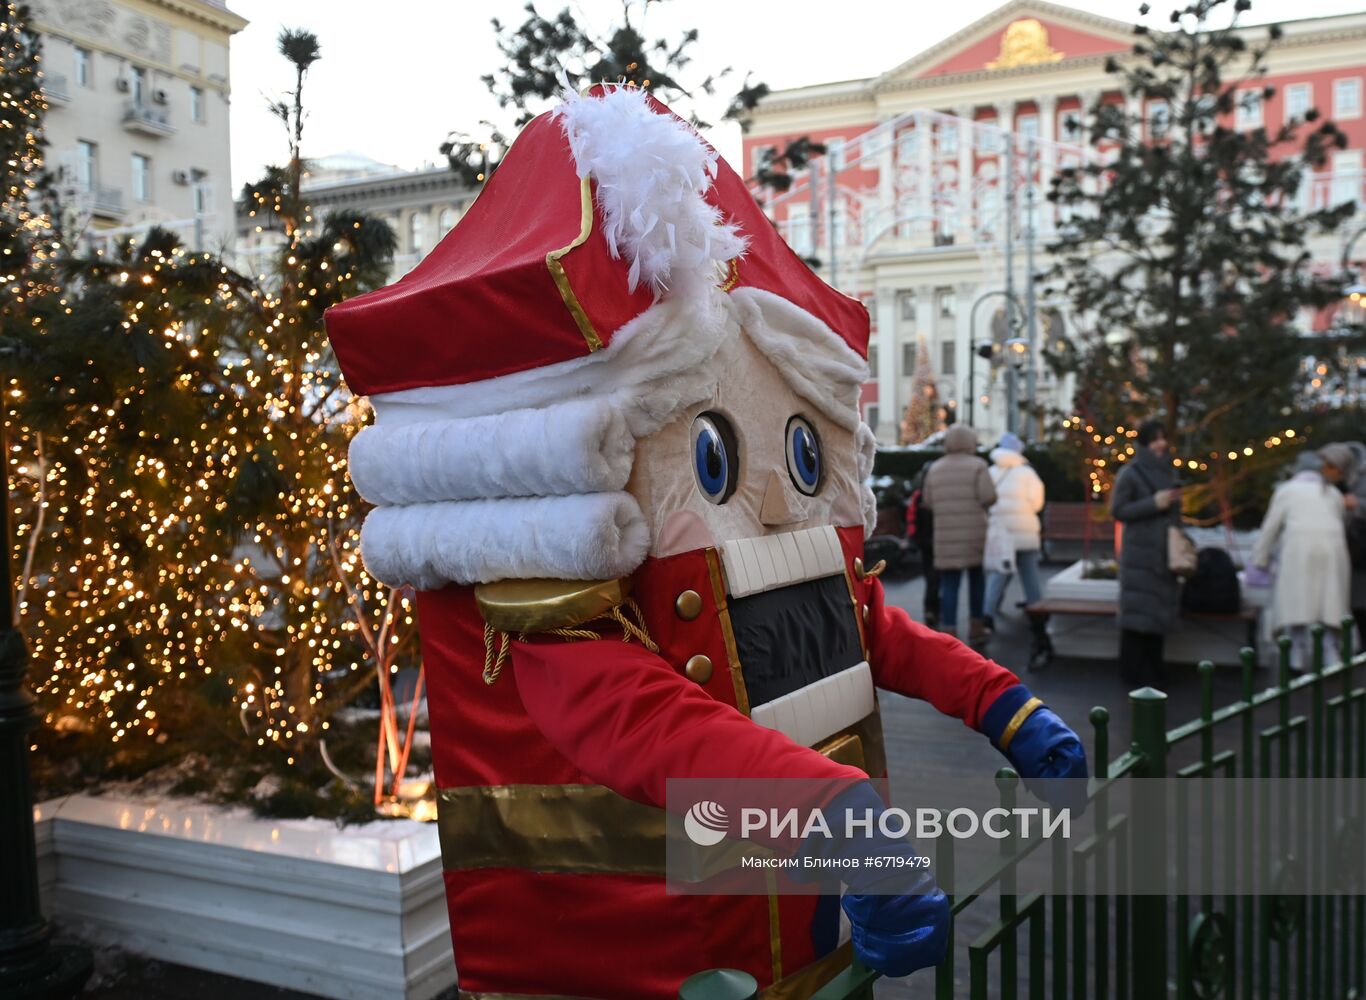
(40, 73), (70, 106)
(121, 101), (175, 138)
(91, 185), (125, 220)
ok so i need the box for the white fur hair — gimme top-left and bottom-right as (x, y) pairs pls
(348, 397), (633, 506)
(360, 493), (651, 590)
(551, 85), (747, 299)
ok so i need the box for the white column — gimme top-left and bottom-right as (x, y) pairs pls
(875, 287), (899, 443)
(915, 112), (933, 243)
(956, 104), (974, 237)
(1036, 95), (1057, 235)
(877, 118), (894, 244)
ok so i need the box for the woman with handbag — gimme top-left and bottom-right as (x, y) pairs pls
(1111, 419), (1184, 688)
(1252, 450), (1352, 669)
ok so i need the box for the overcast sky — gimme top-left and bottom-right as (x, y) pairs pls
(226, 0), (1366, 189)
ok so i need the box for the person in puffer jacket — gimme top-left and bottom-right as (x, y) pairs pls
(922, 425), (996, 641)
(982, 432), (1047, 630)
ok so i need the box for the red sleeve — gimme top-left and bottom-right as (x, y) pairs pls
(864, 577), (1018, 731)
(512, 638), (866, 809)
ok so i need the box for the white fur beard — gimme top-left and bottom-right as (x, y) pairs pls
(360, 493), (651, 589)
(348, 398), (634, 505)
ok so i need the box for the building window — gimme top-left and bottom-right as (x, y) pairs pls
(1335, 78), (1362, 119)
(750, 144), (774, 177)
(1332, 150), (1362, 210)
(1017, 114), (1040, 142)
(786, 203), (812, 256)
(192, 178), (210, 215)
(1148, 100), (1170, 139)
(1285, 83), (1312, 120)
(131, 153), (151, 202)
(902, 342), (917, 375)
(938, 288), (956, 318)
(409, 213), (429, 254)
(899, 291), (916, 323)
(865, 404), (879, 430)
(76, 140), (96, 190)
(438, 207), (457, 233)
(74, 47), (91, 87)
(1059, 110), (1082, 143)
(190, 86), (205, 123)
(940, 340), (956, 376)
(896, 128), (918, 163)
(938, 120), (958, 157)
(1235, 89), (1263, 130)
(868, 346), (878, 379)
(129, 65), (146, 105)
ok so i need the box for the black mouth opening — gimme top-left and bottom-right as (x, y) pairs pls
(728, 574), (864, 709)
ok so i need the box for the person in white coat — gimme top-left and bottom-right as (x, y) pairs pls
(1251, 450), (1351, 669)
(982, 432), (1047, 630)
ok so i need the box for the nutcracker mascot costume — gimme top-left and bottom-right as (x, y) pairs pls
(324, 85), (1087, 999)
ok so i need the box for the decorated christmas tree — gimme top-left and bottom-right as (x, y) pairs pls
(7, 23), (414, 809)
(900, 337), (940, 444)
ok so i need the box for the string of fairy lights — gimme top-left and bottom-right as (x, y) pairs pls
(3, 6), (415, 763)
(1061, 415), (1300, 495)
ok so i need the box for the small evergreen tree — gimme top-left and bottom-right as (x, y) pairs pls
(900, 337), (940, 444)
(1046, 0), (1354, 522)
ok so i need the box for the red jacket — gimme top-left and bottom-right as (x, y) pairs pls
(423, 525), (1017, 998)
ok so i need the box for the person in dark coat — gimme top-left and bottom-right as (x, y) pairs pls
(1110, 419), (1182, 687)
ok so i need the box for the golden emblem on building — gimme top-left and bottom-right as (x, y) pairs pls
(986, 18), (1065, 70)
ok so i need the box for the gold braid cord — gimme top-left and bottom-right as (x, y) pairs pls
(482, 598), (658, 685)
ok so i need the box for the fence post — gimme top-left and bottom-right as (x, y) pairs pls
(1130, 686), (1169, 999)
(678, 969), (758, 1000)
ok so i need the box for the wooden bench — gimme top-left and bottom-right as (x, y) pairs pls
(1023, 598), (1259, 670)
(1041, 502), (1116, 563)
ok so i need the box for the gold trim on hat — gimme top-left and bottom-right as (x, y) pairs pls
(545, 177), (605, 353)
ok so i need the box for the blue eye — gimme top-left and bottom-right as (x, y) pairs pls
(692, 412), (738, 504)
(786, 416), (822, 495)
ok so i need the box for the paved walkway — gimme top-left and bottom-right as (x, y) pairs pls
(76, 562), (1269, 999)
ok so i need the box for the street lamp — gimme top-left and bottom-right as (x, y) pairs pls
(0, 409), (92, 997)
(1004, 337), (1030, 436)
(968, 289), (1025, 427)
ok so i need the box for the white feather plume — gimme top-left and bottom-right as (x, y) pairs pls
(552, 85), (746, 298)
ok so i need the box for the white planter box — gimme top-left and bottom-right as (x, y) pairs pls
(1042, 561), (1271, 667)
(33, 794), (455, 1000)
(1045, 559), (1119, 603)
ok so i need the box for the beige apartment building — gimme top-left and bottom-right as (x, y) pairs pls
(32, 0), (247, 253)
(743, 0), (1366, 443)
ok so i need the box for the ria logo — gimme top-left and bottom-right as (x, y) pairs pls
(683, 800), (729, 846)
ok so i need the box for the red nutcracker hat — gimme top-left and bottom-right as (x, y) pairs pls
(325, 85), (875, 591)
(326, 86), (867, 398)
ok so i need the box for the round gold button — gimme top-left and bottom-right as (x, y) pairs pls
(853, 557), (864, 577)
(684, 654), (713, 684)
(675, 589), (703, 621)
(862, 604), (870, 622)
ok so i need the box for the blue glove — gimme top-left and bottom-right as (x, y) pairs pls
(981, 685), (1089, 814)
(797, 783), (950, 977)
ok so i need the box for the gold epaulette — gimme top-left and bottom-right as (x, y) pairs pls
(475, 578), (658, 685)
(476, 578), (632, 633)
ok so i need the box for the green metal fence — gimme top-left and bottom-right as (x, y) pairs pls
(682, 619), (1366, 1000)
